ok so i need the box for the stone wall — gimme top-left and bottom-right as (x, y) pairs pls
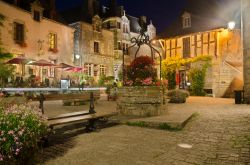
(117, 86), (163, 116)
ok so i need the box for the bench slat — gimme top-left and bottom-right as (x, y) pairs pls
(48, 112), (118, 127)
(31, 92), (100, 101)
(48, 114), (95, 126)
(48, 111), (90, 120)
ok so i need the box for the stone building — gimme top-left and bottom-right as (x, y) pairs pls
(70, 19), (114, 82)
(159, 0), (243, 97)
(0, 0), (74, 83)
(60, 0), (158, 81)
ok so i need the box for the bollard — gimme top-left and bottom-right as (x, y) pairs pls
(89, 92), (96, 114)
(39, 93), (45, 114)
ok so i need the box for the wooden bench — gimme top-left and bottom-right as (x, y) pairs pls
(34, 91), (117, 132)
(29, 91), (100, 114)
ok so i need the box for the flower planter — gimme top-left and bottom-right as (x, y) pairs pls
(117, 86), (164, 116)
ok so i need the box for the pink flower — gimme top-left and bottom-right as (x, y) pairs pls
(125, 80), (133, 86)
(142, 77), (153, 85)
(8, 130), (14, 135)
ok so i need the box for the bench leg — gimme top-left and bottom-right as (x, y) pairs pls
(85, 119), (97, 132)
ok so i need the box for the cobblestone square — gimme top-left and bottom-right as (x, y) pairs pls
(38, 97), (250, 165)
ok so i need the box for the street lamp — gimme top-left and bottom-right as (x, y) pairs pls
(75, 54), (81, 66)
(228, 21), (236, 30)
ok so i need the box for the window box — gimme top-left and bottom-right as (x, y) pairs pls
(49, 48), (58, 53)
(16, 41), (27, 48)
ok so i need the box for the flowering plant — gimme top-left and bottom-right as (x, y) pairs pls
(125, 56), (157, 86)
(49, 48), (58, 53)
(16, 42), (27, 48)
(0, 104), (48, 162)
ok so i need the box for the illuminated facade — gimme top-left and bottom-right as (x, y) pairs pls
(0, 1), (74, 82)
(61, 0), (157, 81)
(160, 10), (243, 98)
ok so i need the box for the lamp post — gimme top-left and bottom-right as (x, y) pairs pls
(152, 39), (164, 81)
(242, 0), (250, 103)
(228, 0), (250, 103)
(122, 50), (125, 86)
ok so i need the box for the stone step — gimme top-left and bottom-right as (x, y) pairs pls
(114, 110), (196, 131)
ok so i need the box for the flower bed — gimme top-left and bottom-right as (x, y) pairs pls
(0, 104), (48, 163)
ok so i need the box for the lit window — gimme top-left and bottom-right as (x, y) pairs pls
(33, 10), (40, 22)
(84, 64), (92, 76)
(49, 33), (57, 49)
(100, 65), (106, 76)
(14, 22), (24, 43)
(94, 42), (99, 53)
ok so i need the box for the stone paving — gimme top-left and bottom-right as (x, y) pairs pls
(37, 97), (250, 165)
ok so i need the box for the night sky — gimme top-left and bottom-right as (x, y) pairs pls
(55, 0), (187, 33)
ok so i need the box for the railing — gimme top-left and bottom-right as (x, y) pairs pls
(0, 87), (106, 92)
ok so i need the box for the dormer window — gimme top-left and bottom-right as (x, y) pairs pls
(182, 12), (191, 29)
(31, 0), (44, 22)
(33, 10), (40, 22)
(121, 10), (130, 33)
(92, 15), (102, 32)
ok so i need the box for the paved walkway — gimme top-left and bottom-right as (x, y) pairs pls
(37, 97), (250, 165)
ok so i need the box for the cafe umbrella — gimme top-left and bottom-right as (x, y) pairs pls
(5, 56), (35, 76)
(28, 59), (56, 82)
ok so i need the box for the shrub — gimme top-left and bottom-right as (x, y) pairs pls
(164, 70), (176, 90)
(0, 104), (48, 163)
(167, 89), (189, 103)
(189, 67), (206, 96)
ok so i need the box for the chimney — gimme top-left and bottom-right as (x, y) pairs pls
(139, 15), (147, 32)
(88, 0), (94, 17)
(49, 0), (56, 19)
(118, 6), (124, 17)
(13, 0), (21, 6)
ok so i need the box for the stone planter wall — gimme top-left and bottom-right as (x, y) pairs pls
(117, 86), (163, 117)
